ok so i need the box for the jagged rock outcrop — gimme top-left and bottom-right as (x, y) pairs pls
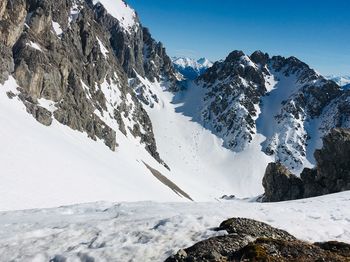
(262, 162), (304, 202)
(262, 128), (350, 202)
(0, 0), (179, 165)
(142, 27), (179, 89)
(198, 50), (267, 152)
(0, 43), (13, 84)
(166, 217), (350, 262)
(303, 128), (350, 197)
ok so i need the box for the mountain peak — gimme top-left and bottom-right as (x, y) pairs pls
(226, 50), (245, 62)
(250, 50), (269, 65)
(197, 57), (213, 67)
(92, 0), (138, 33)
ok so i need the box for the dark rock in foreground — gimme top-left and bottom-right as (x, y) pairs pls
(262, 128), (350, 202)
(165, 217), (350, 262)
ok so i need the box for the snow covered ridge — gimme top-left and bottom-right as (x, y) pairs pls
(196, 50), (345, 172)
(172, 57), (213, 80)
(0, 192), (349, 261)
(92, 0), (138, 33)
(326, 75), (350, 87)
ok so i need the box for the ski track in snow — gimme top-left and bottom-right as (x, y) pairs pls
(0, 192), (350, 261)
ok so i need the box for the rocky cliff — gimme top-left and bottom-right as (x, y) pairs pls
(0, 0), (179, 165)
(262, 128), (350, 202)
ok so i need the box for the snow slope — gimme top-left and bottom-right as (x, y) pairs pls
(0, 77), (189, 211)
(1, 192), (349, 261)
(138, 76), (272, 200)
(0, 73), (272, 211)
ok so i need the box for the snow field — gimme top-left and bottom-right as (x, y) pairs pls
(0, 192), (349, 261)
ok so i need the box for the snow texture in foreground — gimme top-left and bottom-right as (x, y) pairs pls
(0, 192), (350, 261)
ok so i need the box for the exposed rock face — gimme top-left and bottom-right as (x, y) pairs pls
(142, 27), (179, 89)
(233, 238), (350, 262)
(23, 101), (53, 127)
(218, 217), (295, 241)
(197, 50), (342, 170)
(262, 128), (350, 202)
(303, 128), (350, 197)
(166, 217), (350, 262)
(262, 162), (304, 202)
(198, 50), (267, 152)
(0, 41), (14, 83)
(0, 0), (178, 165)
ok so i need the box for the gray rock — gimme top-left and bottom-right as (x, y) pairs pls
(0, 0), (171, 165)
(198, 50), (342, 170)
(166, 218), (295, 262)
(262, 162), (304, 202)
(26, 103), (53, 126)
(309, 128), (350, 196)
(263, 128), (350, 202)
(165, 217), (350, 262)
(0, 43), (14, 84)
(0, 0), (7, 19)
(219, 217), (295, 241)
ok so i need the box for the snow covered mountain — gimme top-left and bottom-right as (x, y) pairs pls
(172, 57), (213, 80)
(0, 0), (188, 210)
(0, 0), (270, 210)
(194, 50), (347, 172)
(0, 0), (349, 211)
(326, 75), (350, 87)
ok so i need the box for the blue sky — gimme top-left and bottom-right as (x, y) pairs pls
(128, 0), (350, 76)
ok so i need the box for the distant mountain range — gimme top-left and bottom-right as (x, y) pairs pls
(172, 57), (213, 80)
(326, 75), (350, 87)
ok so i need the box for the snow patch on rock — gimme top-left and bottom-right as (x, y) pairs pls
(92, 0), (138, 34)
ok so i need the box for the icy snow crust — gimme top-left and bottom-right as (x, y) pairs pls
(0, 192), (350, 261)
